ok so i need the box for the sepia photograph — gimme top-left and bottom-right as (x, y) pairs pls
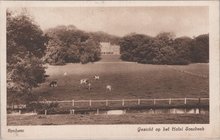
(0, 1), (219, 139)
(6, 6), (210, 125)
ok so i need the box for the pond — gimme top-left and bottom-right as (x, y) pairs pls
(8, 107), (208, 115)
(86, 107), (208, 115)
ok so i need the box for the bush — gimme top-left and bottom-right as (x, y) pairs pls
(26, 102), (59, 113)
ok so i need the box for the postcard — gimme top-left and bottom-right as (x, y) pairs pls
(0, 1), (219, 139)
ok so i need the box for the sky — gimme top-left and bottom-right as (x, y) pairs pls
(14, 7), (209, 38)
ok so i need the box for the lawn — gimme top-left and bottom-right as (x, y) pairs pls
(33, 55), (209, 101)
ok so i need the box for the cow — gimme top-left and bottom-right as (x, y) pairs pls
(50, 81), (57, 87)
(106, 85), (112, 92)
(80, 79), (89, 85)
(64, 72), (67, 76)
(94, 75), (100, 80)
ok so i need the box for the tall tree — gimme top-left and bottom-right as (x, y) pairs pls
(7, 10), (48, 104)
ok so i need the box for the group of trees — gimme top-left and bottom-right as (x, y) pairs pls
(120, 32), (209, 65)
(44, 26), (121, 65)
(44, 25), (101, 65)
(7, 10), (48, 104)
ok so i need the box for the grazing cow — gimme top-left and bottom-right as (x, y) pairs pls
(50, 81), (57, 87)
(106, 85), (112, 92)
(64, 72), (67, 76)
(80, 79), (89, 85)
(94, 75), (100, 80)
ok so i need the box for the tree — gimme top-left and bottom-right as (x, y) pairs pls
(119, 33), (152, 62)
(172, 36), (193, 64)
(7, 10), (48, 104)
(191, 34), (209, 63)
(44, 25), (101, 65)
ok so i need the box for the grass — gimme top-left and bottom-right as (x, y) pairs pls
(7, 114), (209, 125)
(8, 55), (209, 125)
(33, 55), (209, 101)
(168, 63), (209, 76)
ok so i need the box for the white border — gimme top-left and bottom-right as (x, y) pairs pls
(0, 1), (219, 139)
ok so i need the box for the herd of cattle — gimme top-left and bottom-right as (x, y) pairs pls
(49, 72), (112, 92)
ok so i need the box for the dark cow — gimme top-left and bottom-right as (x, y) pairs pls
(49, 81), (57, 87)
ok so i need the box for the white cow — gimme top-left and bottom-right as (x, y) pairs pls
(106, 85), (112, 92)
(80, 79), (88, 85)
(64, 72), (67, 76)
(94, 75), (100, 80)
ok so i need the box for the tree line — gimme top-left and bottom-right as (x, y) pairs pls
(120, 33), (209, 65)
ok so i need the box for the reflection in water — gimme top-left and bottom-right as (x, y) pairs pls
(101, 108), (208, 115)
(8, 108), (208, 115)
(106, 110), (126, 115)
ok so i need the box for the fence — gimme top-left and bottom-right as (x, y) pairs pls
(7, 97), (209, 115)
(34, 97), (209, 109)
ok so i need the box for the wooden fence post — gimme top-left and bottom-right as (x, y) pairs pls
(169, 98), (171, 105)
(89, 100), (92, 107)
(72, 100), (74, 107)
(106, 100), (108, 106)
(198, 98), (201, 105)
(45, 110), (47, 115)
(96, 109), (99, 115)
(153, 99), (156, 105)
(138, 99), (140, 105)
(198, 98), (201, 114)
(184, 98), (187, 105)
(122, 99), (125, 106)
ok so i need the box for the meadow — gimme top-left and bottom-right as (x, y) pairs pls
(8, 55), (209, 125)
(33, 55), (209, 101)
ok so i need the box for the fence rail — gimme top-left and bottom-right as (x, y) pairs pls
(36, 97), (209, 103)
(29, 97), (209, 107)
(7, 97), (209, 116)
(8, 97), (209, 110)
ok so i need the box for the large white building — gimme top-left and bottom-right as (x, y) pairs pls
(100, 42), (120, 55)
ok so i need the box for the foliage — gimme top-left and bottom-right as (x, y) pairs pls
(119, 34), (152, 62)
(44, 25), (101, 65)
(173, 37), (192, 64)
(7, 10), (48, 104)
(191, 34), (209, 63)
(119, 32), (209, 65)
(89, 31), (121, 45)
(27, 102), (59, 113)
